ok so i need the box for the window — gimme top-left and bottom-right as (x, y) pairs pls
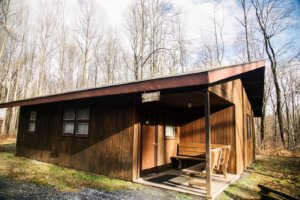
(165, 124), (175, 139)
(62, 108), (89, 136)
(247, 115), (252, 139)
(28, 111), (37, 133)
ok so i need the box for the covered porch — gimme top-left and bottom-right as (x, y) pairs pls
(133, 88), (237, 199)
(136, 169), (239, 198)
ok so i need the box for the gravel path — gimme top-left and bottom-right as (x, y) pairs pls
(0, 177), (201, 200)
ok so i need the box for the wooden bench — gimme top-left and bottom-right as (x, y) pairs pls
(258, 184), (298, 200)
(171, 143), (229, 170)
(171, 143), (205, 170)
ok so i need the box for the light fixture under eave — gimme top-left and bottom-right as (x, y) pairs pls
(187, 102), (192, 108)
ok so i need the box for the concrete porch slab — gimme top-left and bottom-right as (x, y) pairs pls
(134, 169), (239, 199)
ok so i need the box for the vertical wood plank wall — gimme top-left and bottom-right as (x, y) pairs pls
(209, 79), (255, 174)
(157, 126), (179, 168)
(16, 97), (135, 181)
(179, 106), (236, 173)
(243, 90), (255, 166)
(158, 109), (179, 168)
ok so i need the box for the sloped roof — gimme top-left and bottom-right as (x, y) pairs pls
(0, 61), (265, 116)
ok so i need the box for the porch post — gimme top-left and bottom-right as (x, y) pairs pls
(204, 89), (212, 199)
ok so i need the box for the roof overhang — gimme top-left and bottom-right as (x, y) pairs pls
(0, 61), (265, 116)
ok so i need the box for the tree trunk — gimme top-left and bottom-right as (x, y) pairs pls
(261, 106), (265, 145)
(273, 73), (285, 147)
(241, 0), (251, 62)
(253, 0), (287, 148)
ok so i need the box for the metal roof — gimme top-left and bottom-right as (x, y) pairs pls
(0, 61), (265, 116)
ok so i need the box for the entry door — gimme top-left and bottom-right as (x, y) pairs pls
(141, 112), (157, 175)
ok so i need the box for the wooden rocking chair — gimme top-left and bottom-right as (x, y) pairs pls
(215, 145), (231, 178)
(182, 145), (231, 188)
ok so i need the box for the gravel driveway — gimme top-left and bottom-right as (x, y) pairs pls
(0, 177), (201, 200)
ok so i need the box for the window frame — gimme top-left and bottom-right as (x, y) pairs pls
(247, 114), (252, 139)
(28, 111), (37, 133)
(61, 108), (90, 138)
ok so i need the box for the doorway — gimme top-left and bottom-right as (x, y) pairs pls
(141, 111), (157, 176)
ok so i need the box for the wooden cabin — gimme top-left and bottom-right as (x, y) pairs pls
(0, 61), (265, 197)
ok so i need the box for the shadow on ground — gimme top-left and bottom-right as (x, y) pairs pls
(0, 143), (16, 154)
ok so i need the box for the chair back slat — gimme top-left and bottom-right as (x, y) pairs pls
(211, 148), (222, 170)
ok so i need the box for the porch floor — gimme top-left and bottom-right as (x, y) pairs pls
(135, 169), (239, 199)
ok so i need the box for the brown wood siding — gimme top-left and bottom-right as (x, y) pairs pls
(157, 109), (179, 168)
(209, 78), (255, 174)
(16, 96), (135, 180)
(243, 86), (255, 167)
(179, 106), (236, 173)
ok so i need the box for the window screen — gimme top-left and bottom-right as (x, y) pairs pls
(28, 111), (37, 132)
(75, 123), (89, 135)
(62, 122), (75, 134)
(63, 110), (75, 120)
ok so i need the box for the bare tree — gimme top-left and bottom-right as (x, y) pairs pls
(195, 0), (224, 69)
(100, 32), (122, 85)
(73, 0), (104, 88)
(36, 1), (59, 96)
(279, 64), (300, 149)
(0, 0), (28, 137)
(55, 1), (68, 92)
(236, 0), (251, 62)
(0, 0), (10, 59)
(170, 14), (189, 73)
(260, 69), (272, 146)
(212, 0), (224, 67)
(126, 0), (182, 79)
(0, 0), (12, 83)
(146, 0), (174, 77)
(125, 0), (148, 80)
(251, 0), (296, 147)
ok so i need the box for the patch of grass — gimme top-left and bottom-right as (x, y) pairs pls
(48, 165), (139, 191)
(217, 155), (300, 200)
(0, 142), (140, 192)
(175, 192), (194, 200)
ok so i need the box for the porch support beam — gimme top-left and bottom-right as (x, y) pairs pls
(204, 89), (212, 199)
